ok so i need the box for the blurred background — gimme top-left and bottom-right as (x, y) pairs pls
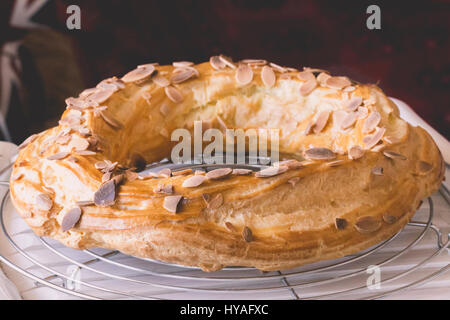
(0, 0), (449, 144)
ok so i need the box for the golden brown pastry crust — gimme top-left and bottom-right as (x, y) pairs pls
(10, 59), (444, 271)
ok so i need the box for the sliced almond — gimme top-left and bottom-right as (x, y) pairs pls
(122, 65), (155, 83)
(36, 194), (53, 211)
(47, 152), (70, 161)
(18, 134), (38, 150)
(325, 76), (351, 90)
(383, 150), (407, 160)
(354, 216), (381, 234)
(172, 168), (193, 176)
(345, 96), (363, 112)
(356, 106), (369, 120)
(363, 127), (386, 149)
(348, 145), (364, 160)
(153, 74), (170, 87)
(304, 147), (336, 160)
(274, 159), (303, 169)
(182, 175), (207, 188)
(287, 177), (301, 187)
(69, 135), (90, 151)
(414, 161), (433, 176)
(343, 86), (356, 92)
(232, 168), (253, 175)
(261, 66), (276, 88)
(335, 218), (348, 230)
(207, 193), (223, 209)
(297, 71), (315, 81)
(304, 121), (313, 135)
(163, 195), (183, 213)
(241, 59), (267, 66)
(225, 222), (236, 232)
(210, 56), (226, 70)
(87, 88), (115, 104)
(102, 171), (112, 183)
(61, 206), (82, 231)
(382, 213), (397, 224)
(326, 160), (345, 167)
(206, 168), (232, 180)
(99, 110), (124, 130)
(269, 62), (287, 73)
(316, 72), (331, 86)
(255, 166), (288, 177)
(218, 55), (236, 69)
(170, 68), (197, 84)
(75, 200), (95, 206)
(158, 168), (172, 178)
(340, 112), (357, 130)
(300, 79), (317, 96)
(165, 86), (184, 103)
(242, 226), (253, 242)
(125, 170), (139, 182)
(154, 183), (173, 194)
(235, 64), (253, 85)
(313, 110), (331, 133)
(172, 61), (194, 68)
(362, 112), (381, 134)
(94, 180), (116, 207)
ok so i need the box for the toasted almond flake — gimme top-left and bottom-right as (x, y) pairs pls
(356, 106), (369, 120)
(67, 156), (78, 162)
(414, 161), (433, 176)
(36, 194), (53, 211)
(18, 134), (38, 149)
(235, 64), (253, 85)
(304, 121), (313, 135)
(99, 110), (123, 130)
(61, 206), (82, 231)
(326, 160), (345, 167)
(261, 66), (276, 88)
(333, 111), (348, 130)
(125, 170), (139, 182)
(207, 193), (223, 209)
(225, 222), (236, 232)
(170, 68), (197, 84)
(340, 112), (357, 130)
(218, 55), (236, 69)
(79, 87), (97, 98)
(202, 193), (211, 205)
(152, 74), (170, 87)
(154, 183), (173, 194)
(355, 216), (381, 234)
(300, 79), (317, 96)
(363, 127), (386, 149)
(94, 180), (116, 207)
(279, 74), (292, 80)
(382, 136), (400, 145)
(69, 135), (90, 151)
(345, 96), (363, 111)
(209, 56), (226, 70)
(182, 175), (207, 188)
(172, 61), (194, 68)
(163, 195), (182, 213)
(102, 171), (112, 183)
(335, 218), (348, 230)
(232, 168), (252, 175)
(122, 65), (155, 83)
(325, 76), (351, 90)
(47, 152), (70, 161)
(297, 71), (315, 81)
(343, 86), (356, 92)
(383, 150), (407, 160)
(56, 134), (71, 145)
(87, 88), (115, 104)
(316, 72), (331, 86)
(158, 168), (172, 178)
(242, 226), (253, 242)
(370, 144), (386, 152)
(75, 200), (95, 206)
(66, 97), (90, 110)
(269, 62), (287, 73)
(241, 59), (267, 65)
(137, 63), (159, 68)
(362, 112), (381, 134)
(348, 145), (364, 160)
(304, 147), (336, 160)
(287, 177), (301, 187)
(75, 150), (97, 156)
(274, 159), (303, 169)
(255, 166), (288, 177)
(313, 110), (331, 133)
(172, 168), (193, 176)
(165, 86), (184, 103)
(382, 213), (397, 224)
(303, 67), (327, 73)
(94, 161), (108, 170)
(206, 168), (232, 180)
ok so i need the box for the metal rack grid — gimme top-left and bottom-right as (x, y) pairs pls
(0, 162), (449, 300)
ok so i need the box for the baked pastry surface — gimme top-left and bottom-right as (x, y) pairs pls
(10, 58), (444, 271)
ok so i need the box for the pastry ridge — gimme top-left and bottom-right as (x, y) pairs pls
(10, 58), (444, 271)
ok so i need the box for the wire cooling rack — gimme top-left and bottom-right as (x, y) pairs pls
(0, 161), (449, 300)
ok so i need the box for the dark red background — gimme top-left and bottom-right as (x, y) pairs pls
(1, 0), (449, 142)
